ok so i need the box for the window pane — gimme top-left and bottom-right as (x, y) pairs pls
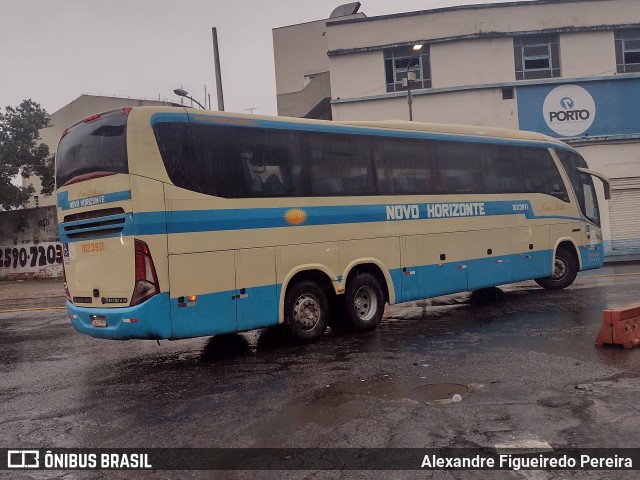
(625, 51), (640, 65)
(523, 45), (550, 56)
(556, 150), (600, 225)
(520, 148), (568, 201)
(624, 39), (640, 50)
(523, 69), (555, 80)
(375, 139), (433, 195)
(154, 123), (306, 199)
(307, 133), (375, 196)
(479, 145), (523, 194)
(238, 129), (303, 197)
(385, 59), (394, 85)
(433, 142), (483, 194)
(524, 58), (550, 70)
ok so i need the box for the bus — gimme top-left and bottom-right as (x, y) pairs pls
(55, 107), (610, 342)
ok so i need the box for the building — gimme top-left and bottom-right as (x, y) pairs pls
(273, 0), (640, 259)
(25, 94), (180, 209)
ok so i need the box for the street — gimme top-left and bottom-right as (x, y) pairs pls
(1, 264), (640, 479)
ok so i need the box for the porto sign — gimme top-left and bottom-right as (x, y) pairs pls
(542, 85), (596, 137)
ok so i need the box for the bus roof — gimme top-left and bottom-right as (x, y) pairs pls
(124, 106), (568, 149)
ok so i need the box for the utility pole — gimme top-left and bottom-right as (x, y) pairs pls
(212, 27), (225, 111)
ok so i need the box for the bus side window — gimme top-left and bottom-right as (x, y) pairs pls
(433, 141), (482, 194)
(375, 138), (433, 195)
(306, 133), (375, 196)
(521, 149), (569, 201)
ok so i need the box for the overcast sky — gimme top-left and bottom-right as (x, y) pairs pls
(1, 0), (531, 116)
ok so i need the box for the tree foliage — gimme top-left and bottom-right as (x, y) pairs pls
(0, 99), (54, 210)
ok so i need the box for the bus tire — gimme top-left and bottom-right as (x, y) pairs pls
(342, 272), (385, 332)
(285, 280), (328, 342)
(534, 247), (578, 290)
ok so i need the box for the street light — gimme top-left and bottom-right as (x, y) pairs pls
(173, 88), (206, 109)
(403, 44), (423, 121)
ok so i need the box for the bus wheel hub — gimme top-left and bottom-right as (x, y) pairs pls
(294, 295), (320, 330)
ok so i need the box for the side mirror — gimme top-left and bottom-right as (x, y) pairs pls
(577, 167), (611, 200)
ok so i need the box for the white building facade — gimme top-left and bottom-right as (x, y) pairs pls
(273, 0), (640, 259)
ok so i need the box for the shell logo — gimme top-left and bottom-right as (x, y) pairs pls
(284, 208), (308, 226)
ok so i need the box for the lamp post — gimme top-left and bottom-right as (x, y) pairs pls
(404, 44), (423, 121)
(173, 88), (206, 109)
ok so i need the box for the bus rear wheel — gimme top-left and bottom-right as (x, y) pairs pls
(342, 272), (385, 332)
(534, 247), (578, 290)
(285, 280), (328, 342)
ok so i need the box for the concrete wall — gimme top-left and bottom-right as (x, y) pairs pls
(326, 0), (639, 54)
(273, 19), (332, 96)
(0, 206), (62, 280)
(328, 50), (387, 100)
(332, 88), (519, 128)
(560, 31), (617, 78)
(277, 71), (332, 118)
(431, 38), (515, 89)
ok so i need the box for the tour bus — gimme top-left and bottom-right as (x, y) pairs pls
(56, 107), (610, 342)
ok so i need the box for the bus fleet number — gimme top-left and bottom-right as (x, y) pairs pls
(0, 245), (63, 269)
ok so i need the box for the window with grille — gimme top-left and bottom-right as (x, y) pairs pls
(615, 28), (640, 73)
(384, 45), (432, 92)
(514, 34), (560, 80)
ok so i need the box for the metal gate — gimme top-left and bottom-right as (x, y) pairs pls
(608, 177), (640, 250)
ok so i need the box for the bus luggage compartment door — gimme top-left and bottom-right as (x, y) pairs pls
(467, 228), (513, 290)
(235, 247), (278, 332)
(417, 232), (468, 298)
(169, 251), (237, 338)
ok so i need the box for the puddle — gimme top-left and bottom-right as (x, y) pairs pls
(247, 378), (481, 442)
(412, 383), (470, 404)
(321, 378), (477, 405)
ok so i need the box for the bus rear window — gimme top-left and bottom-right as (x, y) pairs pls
(56, 112), (128, 187)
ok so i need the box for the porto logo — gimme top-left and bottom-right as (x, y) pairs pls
(560, 97), (574, 110)
(543, 85), (595, 137)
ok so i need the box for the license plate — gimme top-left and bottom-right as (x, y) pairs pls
(91, 316), (107, 328)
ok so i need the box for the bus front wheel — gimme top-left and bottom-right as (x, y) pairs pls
(342, 273), (385, 332)
(534, 247), (578, 290)
(285, 280), (328, 342)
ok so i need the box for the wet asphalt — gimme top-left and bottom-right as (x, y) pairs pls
(1, 264), (640, 480)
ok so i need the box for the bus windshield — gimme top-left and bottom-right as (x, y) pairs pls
(556, 149), (600, 227)
(56, 111), (129, 187)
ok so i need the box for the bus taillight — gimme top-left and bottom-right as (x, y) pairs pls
(130, 239), (160, 306)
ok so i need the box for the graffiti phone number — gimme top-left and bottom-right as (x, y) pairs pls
(0, 245), (63, 269)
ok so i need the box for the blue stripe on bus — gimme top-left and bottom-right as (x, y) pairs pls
(57, 190), (132, 211)
(149, 112), (576, 151)
(58, 200), (584, 243)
